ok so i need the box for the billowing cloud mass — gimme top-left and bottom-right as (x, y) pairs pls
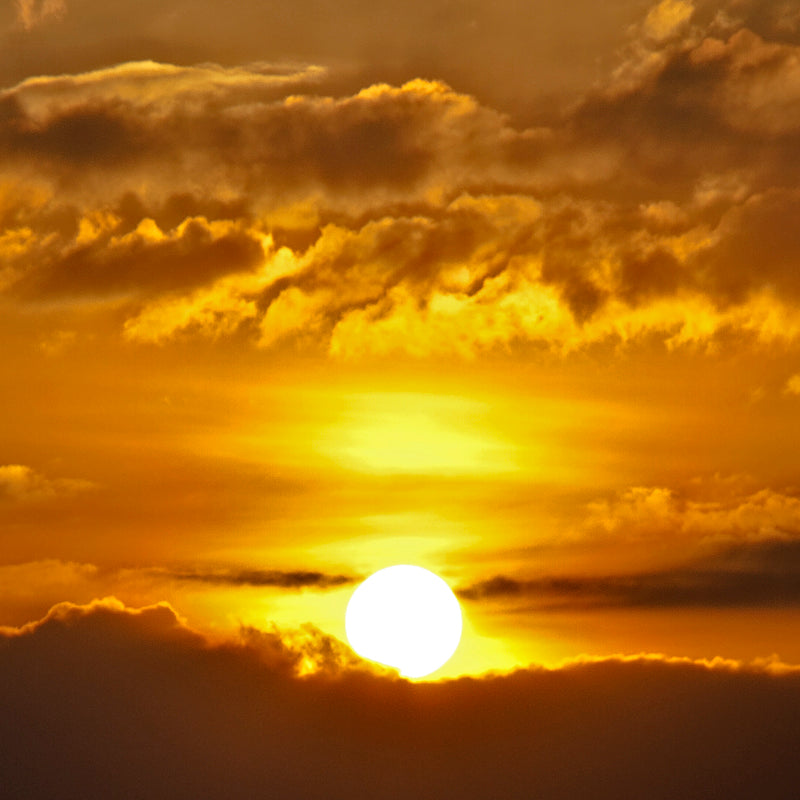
(2, 599), (800, 799)
(3, 1), (800, 356)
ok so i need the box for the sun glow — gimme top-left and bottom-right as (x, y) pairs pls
(318, 391), (519, 475)
(345, 565), (463, 678)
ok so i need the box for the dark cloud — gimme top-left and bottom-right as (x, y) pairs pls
(248, 94), (432, 192)
(0, 68), (533, 204)
(567, 21), (800, 201)
(618, 246), (685, 305)
(165, 567), (355, 589)
(0, 94), (145, 165)
(15, 216), (265, 300)
(113, 190), (252, 235)
(692, 189), (800, 304)
(0, 0), (644, 115)
(698, 0), (800, 44)
(459, 539), (800, 610)
(2, 599), (800, 799)
(459, 574), (528, 601)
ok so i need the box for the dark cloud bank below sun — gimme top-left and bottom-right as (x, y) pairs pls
(2, 599), (799, 800)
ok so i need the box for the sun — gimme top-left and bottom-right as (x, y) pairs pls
(345, 565), (463, 678)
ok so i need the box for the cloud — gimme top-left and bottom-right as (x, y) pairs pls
(14, 216), (267, 301)
(644, 0), (695, 41)
(14, 0), (65, 31)
(1, 69), (521, 195)
(163, 567), (355, 590)
(0, 0), (649, 110)
(0, 464), (95, 501)
(6, 59), (325, 112)
(785, 374), (800, 395)
(0, 559), (98, 587)
(694, 189), (800, 303)
(460, 481), (800, 611)
(584, 484), (800, 544)
(2, 598), (800, 799)
(37, 328), (76, 355)
(0, 561), (353, 631)
(5, 4), (800, 356)
(0, 560), (103, 628)
(458, 537), (800, 610)
(702, 0), (800, 44)
(687, 29), (800, 136)
(122, 190), (800, 356)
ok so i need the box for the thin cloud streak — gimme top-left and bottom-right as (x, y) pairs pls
(162, 567), (356, 590)
(459, 539), (800, 610)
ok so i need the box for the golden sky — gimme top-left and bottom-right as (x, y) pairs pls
(3, 0), (800, 794)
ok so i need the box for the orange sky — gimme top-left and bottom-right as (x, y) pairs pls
(4, 0), (800, 671)
(0, 0), (800, 800)
(3, 2), (800, 792)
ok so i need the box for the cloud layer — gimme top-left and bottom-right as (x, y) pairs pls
(461, 482), (800, 611)
(3, 1), (800, 357)
(2, 598), (800, 799)
(460, 539), (800, 610)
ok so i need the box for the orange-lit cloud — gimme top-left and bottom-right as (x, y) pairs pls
(0, 559), (100, 624)
(583, 484), (800, 545)
(643, 0), (695, 41)
(4, 3), (800, 357)
(14, 0), (65, 31)
(460, 478), (800, 610)
(0, 0), (646, 109)
(0, 464), (95, 501)
(786, 374), (800, 395)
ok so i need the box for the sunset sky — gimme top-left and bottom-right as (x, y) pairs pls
(3, 0), (800, 795)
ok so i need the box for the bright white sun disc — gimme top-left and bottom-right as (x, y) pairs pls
(345, 565), (462, 678)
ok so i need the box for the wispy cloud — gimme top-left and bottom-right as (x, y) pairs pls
(15, 0), (66, 31)
(0, 465), (95, 502)
(582, 485), (800, 544)
(459, 538), (800, 610)
(162, 567), (355, 590)
(785, 374), (800, 395)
